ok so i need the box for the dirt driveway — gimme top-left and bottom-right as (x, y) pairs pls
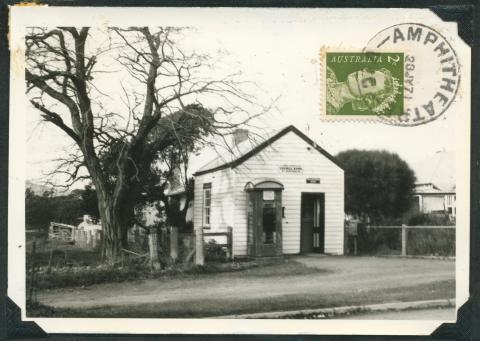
(37, 256), (454, 316)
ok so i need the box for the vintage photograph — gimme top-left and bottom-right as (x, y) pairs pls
(8, 6), (471, 335)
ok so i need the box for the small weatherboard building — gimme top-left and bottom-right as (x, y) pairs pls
(193, 125), (345, 257)
(411, 183), (456, 218)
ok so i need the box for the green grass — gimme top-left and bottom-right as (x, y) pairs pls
(28, 279), (454, 318)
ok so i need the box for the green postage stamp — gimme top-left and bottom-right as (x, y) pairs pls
(323, 52), (404, 118)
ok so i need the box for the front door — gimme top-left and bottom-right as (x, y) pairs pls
(301, 193), (325, 253)
(251, 189), (283, 257)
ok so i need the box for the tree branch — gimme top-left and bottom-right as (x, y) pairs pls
(30, 100), (81, 144)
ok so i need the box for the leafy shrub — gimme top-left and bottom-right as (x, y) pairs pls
(204, 240), (227, 262)
(407, 228), (455, 256)
(28, 257), (264, 290)
(32, 264), (146, 289)
(408, 213), (454, 226)
(356, 224), (401, 255)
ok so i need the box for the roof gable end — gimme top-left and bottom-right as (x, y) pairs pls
(193, 125), (343, 176)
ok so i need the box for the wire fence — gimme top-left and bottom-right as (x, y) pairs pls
(353, 225), (455, 257)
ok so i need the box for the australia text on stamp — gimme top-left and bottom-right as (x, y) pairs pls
(323, 52), (404, 119)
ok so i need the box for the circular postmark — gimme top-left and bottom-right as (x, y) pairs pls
(364, 23), (460, 126)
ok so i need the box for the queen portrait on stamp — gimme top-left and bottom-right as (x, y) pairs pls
(324, 52), (404, 117)
(326, 66), (402, 115)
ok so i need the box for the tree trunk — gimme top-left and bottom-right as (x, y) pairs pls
(96, 192), (129, 264)
(88, 148), (138, 264)
(101, 212), (124, 263)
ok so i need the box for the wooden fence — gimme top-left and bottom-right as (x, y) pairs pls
(48, 222), (75, 240)
(167, 226), (233, 265)
(203, 227), (233, 260)
(49, 222), (101, 250)
(72, 228), (102, 249)
(366, 225), (455, 256)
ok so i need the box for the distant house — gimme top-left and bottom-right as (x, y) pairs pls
(192, 125), (345, 258)
(411, 183), (456, 218)
(77, 214), (102, 232)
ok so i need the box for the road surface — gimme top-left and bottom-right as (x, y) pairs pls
(37, 256), (455, 317)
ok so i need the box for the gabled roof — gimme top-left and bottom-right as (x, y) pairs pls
(413, 182), (455, 195)
(193, 125), (343, 176)
(414, 182), (441, 191)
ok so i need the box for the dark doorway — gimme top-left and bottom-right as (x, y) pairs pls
(245, 179), (284, 258)
(301, 193), (325, 253)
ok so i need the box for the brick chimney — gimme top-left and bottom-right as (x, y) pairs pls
(232, 128), (249, 146)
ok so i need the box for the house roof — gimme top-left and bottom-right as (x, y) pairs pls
(413, 182), (455, 195)
(193, 125), (343, 176)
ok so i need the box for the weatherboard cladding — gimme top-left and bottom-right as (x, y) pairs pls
(193, 127), (344, 256)
(193, 125), (343, 176)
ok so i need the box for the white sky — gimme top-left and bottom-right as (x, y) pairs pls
(24, 8), (466, 189)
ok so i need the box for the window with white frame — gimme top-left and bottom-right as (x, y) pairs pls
(203, 183), (212, 227)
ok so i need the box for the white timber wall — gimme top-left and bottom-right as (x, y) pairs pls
(232, 131), (344, 256)
(193, 168), (235, 234)
(422, 195), (446, 213)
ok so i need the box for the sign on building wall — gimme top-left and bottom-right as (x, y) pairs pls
(306, 178), (321, 184)
(263, 190), (275, 201)
(279, 165), (303, 173)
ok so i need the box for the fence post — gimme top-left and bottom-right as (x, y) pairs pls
(28, 241), (36, 303)
(92, 230), (99, 248)
(77, 230), (83, 247)
(170, 226), (179, 261)
(86, 230), (92, 248)
(226, 226), (233, 260)
(148, 228), (161, 270)
(353, 235), (358, 256)
(134, 227), (140, 244)
(401, 225), (407, 256)
(195, 227), (205, 266)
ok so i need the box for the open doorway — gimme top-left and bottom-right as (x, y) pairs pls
(300, 193), (325, 253)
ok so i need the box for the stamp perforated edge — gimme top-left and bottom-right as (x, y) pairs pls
(319, 46), (408, 123)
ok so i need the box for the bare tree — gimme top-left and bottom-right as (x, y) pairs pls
(26, 27), (268, 262)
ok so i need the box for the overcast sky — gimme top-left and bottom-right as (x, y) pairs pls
(25, 9), (465, 190)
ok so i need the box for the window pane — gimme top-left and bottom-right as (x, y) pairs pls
(205, 207), (210, 225)
(203, 188), (211, 225)
(262, 207), (276, 244)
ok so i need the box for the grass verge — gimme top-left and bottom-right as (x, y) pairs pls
(28, 279), (454, 318)
(31, 258), (328, 290)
